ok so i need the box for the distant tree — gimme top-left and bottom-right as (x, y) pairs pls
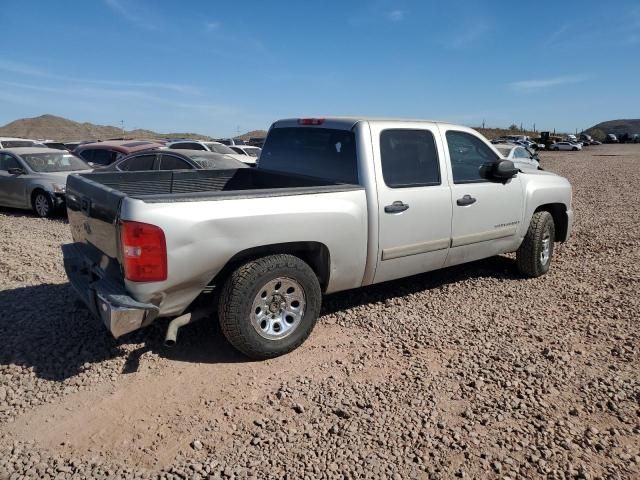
(508, 123), (519, 130)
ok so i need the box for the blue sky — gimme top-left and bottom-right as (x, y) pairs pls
(1, 0), (639, 136)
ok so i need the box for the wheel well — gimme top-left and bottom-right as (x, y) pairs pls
(211, 242), (331, 292)
(535, 203), (568, 242)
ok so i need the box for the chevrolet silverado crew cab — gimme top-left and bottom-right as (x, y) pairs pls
(62, 117), (573, 359)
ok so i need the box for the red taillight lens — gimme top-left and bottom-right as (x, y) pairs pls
(297, 118), (325, 125)
(120, 221), (167, 282)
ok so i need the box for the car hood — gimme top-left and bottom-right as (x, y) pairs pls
(228, 153), (256, 164)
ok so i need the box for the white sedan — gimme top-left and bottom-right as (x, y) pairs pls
(494, 144), (541, 170)
(550, 141), (582, 151)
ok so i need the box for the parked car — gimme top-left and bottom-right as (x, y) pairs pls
(63, 117), (573, 360)
(96, 149), (248, 172)
(550, 141), (582, 151)
(494, 144), (541, 170)
(230, 145), (262, 160)
(605, 134), (619, 144)
(0, 137), (41, 149)
(0, 147), (91, 217)
(248, 137), (266, 148)
(64, 140), (98, 151)
(75, 140), (163, 168)
(216, 138), (246, 146)
(166, 140), (255, 165)
(43, 142), (70, 151)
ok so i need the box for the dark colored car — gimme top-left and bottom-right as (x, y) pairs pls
(44, 142), (70, 151)
(75, 140), (163, 168)
(95, 149), (249, 172)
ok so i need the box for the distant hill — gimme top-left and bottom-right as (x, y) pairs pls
(0, 114), (259, 142)
(586, 119), (640, 141)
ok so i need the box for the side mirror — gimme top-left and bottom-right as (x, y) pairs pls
(492, 160), (519, 180)
(8, 167), (25, 175)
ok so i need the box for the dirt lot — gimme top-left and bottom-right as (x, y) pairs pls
(1, 144), (639, 479)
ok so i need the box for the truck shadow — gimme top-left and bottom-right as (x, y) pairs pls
(0, 206), (68, 222)
(0, 256), (521, 380)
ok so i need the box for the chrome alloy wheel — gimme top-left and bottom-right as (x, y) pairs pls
(250, 277), (306, 340)
(540, 230), (551, 265)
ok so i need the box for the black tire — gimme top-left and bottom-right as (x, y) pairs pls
(553, 147), (559, 151)
(218, 254), (321, 359)
(31, 190), (54, 218)
(572, 147), (578, 151)
(516, 211), (555, 278)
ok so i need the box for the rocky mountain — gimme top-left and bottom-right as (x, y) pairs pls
(0, 114), (265, 142)
(586, 119), (640, 140)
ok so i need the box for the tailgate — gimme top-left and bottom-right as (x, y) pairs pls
(65, 173), (125, 259)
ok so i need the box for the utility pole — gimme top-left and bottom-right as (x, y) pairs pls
(533, 123), (536, 133)
(121, 120), (125, 136)
(520, 122), (523, 132)
(482, 119), (485, 129)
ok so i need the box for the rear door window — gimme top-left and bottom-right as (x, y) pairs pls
(159, 154), (193, 170)
(78, 149), (94, 162)
(260, 127), (358, 183)
(379, 129), (440, 188)
(119, 154), (157, 171)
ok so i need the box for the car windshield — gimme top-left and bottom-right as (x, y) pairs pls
(204, 143), (236, 154)
(190, 154), (247, 170)
(245, 148), (261, 157)
(20, 152), (90, 172)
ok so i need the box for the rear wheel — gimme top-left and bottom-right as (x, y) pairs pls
(516, 211), (555, 278)
(572, 147), (578, 151)
(32, 191), (54, 218)
(218, 254), (321, 359)
(553, 147), (559, 151)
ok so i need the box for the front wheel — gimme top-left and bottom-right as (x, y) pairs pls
(553, 147), (559, 151)
(516, 211), (555, 278)
(572, 147), (578, 151)
(218, 254), (322, 359)
(32, 191), (54, 218)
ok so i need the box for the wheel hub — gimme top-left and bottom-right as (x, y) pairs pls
(250, 277), (306, 340)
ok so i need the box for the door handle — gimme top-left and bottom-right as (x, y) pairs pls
(456, 194), (476, 206)
(384, 201), (409, 213)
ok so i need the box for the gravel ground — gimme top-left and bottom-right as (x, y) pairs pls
(0, 144), (639, 479)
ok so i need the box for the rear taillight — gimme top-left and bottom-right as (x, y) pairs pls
(297, 118), (325, 125)
(120, 221), (167, 282)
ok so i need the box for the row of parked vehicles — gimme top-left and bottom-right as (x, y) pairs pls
(0, 136), (263, 217)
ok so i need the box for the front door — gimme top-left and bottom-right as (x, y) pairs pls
(372, 123), (453, 284)
(0, 153), (27, 207)
(442, 129), (523, 266)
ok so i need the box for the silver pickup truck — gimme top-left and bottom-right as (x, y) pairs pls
(62, 117), (573, 359)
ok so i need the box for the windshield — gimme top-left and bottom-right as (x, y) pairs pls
(205, 143), (236, 154)
(21, 152), (90, 172)
(191, 154), (247, 170)
(496, 147), (512, 157)
(245, 147), (261, 157)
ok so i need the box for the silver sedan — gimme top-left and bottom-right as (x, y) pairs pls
(0, 147), (91, 217)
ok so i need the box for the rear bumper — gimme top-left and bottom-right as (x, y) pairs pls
(62, 243), (159, 338)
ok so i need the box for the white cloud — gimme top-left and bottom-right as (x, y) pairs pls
(0, 60), (199, 95)
(509, 75), (588, 91)
(103, 0), (157, 30)
(447, 21), (490, 49)
(205, 21), (220, 31)
(388, 10), (404, 22)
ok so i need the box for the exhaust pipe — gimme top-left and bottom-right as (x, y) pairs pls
(164, 312), (195, 347)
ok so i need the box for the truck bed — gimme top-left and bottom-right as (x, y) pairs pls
(69, 168), (360, 203)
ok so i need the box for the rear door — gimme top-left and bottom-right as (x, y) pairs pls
(371, 122), (452, 283)
(442, 129), (523, 266)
